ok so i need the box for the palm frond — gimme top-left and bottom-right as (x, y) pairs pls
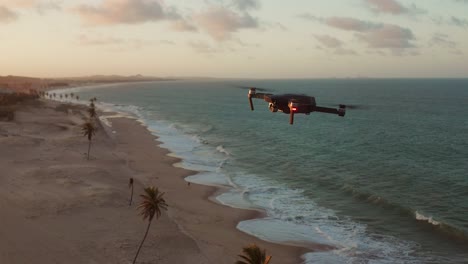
(236, 244), (270, 264)
(81, 121), (95, 140)
(137, 187), (168, 221)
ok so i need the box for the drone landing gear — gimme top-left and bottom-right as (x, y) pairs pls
(289, 111), (294, 125)
(248, 88), (255, 110)
(288, 101), (299, 125)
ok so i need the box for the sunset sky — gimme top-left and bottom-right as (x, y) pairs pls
(1, 0), (467, 78)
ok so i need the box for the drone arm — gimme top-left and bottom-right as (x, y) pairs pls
(248, 93), (273, 111)
(251, 93), (272, 100)
(315, 105), (346, 117)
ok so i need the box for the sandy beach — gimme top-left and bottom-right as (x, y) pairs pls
(0, 97), (308, 263)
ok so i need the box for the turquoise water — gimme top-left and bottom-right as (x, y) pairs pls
(68, 79), (468, 263)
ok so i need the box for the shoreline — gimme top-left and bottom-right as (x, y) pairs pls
(51, 82), (337, 261)
(105, 115), (311, 263)
(0, 97), (311, 263)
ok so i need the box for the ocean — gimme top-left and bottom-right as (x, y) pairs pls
(61, 79), (468, 263)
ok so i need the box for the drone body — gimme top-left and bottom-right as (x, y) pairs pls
(248, 88), (346, 125)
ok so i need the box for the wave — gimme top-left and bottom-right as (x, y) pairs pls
(415, 211), (440, 226)
(339, 184), (468, 241)
(216, 145), (230, 156)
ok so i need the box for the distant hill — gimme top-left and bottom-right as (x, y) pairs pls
(0, 75), (174, 93)
(0, 75), (44, 92)
(56, 75), (173, 83)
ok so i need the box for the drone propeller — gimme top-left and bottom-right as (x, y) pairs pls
(232, 85), (272, 92)
(323, 103), (369, 110)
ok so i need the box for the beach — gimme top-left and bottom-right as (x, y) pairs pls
(0, 97), (307, 263)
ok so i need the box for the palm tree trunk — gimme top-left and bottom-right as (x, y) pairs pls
(129, 184), (134, 206)
(87, 139), (91, 160)
(132, 220), (152, 264)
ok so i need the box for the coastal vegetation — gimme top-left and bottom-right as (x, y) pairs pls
(133, 186), (168, 264)
(81, 121), (96, 160)
(236, 244), (272, 264)
(0, 92), (39, 121)
(88, 101), (97, 120)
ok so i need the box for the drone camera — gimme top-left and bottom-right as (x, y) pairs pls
(269, 103), (278, 112)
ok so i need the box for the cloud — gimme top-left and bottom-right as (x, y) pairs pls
(232, 0), (260, 11)
(298, 14), (378, 31)
(314, 35), (343, 48)
(364, 0), (406, 14)
(363, 0), (426, 15)
(169, 19), (197, 32)
(77, 33), (175, 51)
(430, 33), (463, 54)
(188, 41), (220, 54)
(36, 1), (61, 14)
(325, 17), (380, 31)
(78, 34), (125, 46)
(355, 24), (415, 49)
(0, 6), (17, 23)
(334, 48), (358, 55)
(273, 22), (288, 31)
(73, 0), (173, 26)
(314, 35), (357, 56)
(450, 16), (468, 28)
(160, 40), (175, 45)
(431, 15), (468, 28)
(0, 0), (60, 19)
(193, 5), (258, 41)
(0, 0), (61, 10)
(0, 0), (36, 8)
(430, 33), (456, 48)
(302, 15), (416, 52)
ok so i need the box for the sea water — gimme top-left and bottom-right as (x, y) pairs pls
(61, 79), (468, 263)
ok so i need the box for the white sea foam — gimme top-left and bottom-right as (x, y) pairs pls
(185, 172), (230, 187)
(216, 145), (230, 156)
(66, 84), (456, 264)
(132, 114), (426, 264)
(415, 211), (440, 226)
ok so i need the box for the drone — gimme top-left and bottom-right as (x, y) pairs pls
(247, 87), (346, 125)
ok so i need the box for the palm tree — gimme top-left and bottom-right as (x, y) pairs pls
(88, 105), (97, 119)
(129, 178), (134, 206)
(82, 121), (96, 160)
(132, 187), (168, 264)
(236, 244), (272, 264)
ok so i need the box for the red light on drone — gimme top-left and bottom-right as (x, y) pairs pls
(292, 107), (297, 111)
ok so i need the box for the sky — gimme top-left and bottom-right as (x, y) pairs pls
(0, 0), (467, 78)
